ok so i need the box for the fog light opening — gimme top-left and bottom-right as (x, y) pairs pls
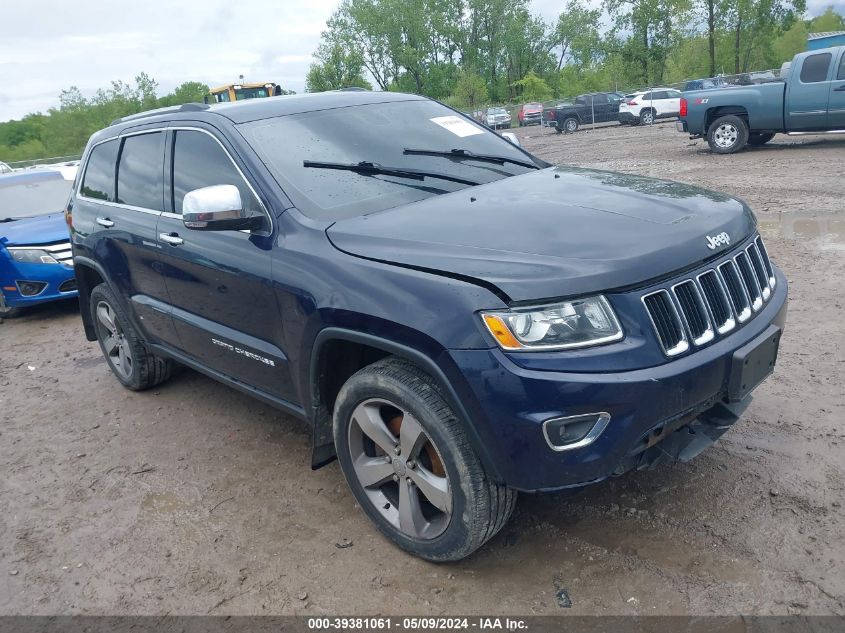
(16, 281), (48, 297)
(543, 412), (611, 452)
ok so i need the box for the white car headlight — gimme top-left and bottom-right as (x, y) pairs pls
(481, 295), (623, 351)
(8, 248), (59, 265)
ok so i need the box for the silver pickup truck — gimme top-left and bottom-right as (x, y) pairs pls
(678, 45), (845, 153)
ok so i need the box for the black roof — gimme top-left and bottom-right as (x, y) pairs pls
(95, 91), (426, 144)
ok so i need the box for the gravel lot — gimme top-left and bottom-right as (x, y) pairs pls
(1, 122), (843, 616)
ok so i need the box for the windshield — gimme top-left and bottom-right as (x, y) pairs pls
(488, 108), (507, 115)
(239, 99), (539, 220)
(0, 173), (72, 221)
(235, 87), (271, 100)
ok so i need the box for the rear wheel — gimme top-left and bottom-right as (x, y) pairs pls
(748, 132), (775, 146)
(562, 117), (579, 133)
(90, 283), (172, 391)
(707, 115), (749, 154)
(333, 357), (516, 561)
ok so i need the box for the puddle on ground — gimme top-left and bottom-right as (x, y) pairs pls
(758, 214), (845, 252)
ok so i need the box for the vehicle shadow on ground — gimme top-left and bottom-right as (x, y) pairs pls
(0, 297), (79, 326)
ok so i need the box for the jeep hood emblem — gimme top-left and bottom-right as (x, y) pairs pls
(705, 231), (730, 250)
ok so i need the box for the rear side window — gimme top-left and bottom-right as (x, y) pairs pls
(800, 53), (832, 83)
(839, 54), (845, 80)
(170, 130), (262, 217)
(81, 139), (118, 201)
(116, 132), (164, 211)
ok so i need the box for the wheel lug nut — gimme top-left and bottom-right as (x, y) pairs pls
(392, 474), (399, 482)
(406, 460), (415, 469)
(393, 446), (401, 455)
(385, 455), (392, 463)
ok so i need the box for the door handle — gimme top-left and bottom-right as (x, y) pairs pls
(835, 85), (845, 92)
(159, 232), (184, 246)
(96, 217), (114, 228)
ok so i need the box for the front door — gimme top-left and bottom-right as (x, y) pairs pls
(154, 127), (294, 400)
(828, 49), (845, 129)
(788, 51), (834, 131)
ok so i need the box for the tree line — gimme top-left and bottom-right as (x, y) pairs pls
(305, 0), (844, 106)
(0, 74), (209, 163)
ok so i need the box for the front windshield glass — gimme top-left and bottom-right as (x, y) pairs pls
(239, 99), (539, 220)
(0, 174), (72, 221)
(488, 108), (507, 115)
(235, 87), (271, 100)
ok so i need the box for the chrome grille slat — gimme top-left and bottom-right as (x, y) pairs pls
(672, 280), (714, 345)
(735, 251), (763, 311)
(643, 235), (776, 357)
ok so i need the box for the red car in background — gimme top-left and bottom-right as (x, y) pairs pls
(517, 103), (544, 126)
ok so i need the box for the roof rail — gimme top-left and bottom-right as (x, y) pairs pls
(110, 103), (210, 126)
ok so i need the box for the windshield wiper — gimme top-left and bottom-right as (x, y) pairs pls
(403, 147), (539, 170)
(302, 160), (479, 186)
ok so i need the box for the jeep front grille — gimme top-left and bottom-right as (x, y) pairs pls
(642, 235), (776, 357)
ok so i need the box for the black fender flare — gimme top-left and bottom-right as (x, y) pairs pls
(308, 327), (504, 483)
(73, 255), (118, 341)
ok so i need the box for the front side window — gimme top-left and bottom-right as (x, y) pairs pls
(838, 53), (845, 80)
(170, 130), (262, 217)
(116, 132), (164, 211)
(239, 98), (539, 220)
(81, 139), (119, 201)
(800, 53), (832, 83)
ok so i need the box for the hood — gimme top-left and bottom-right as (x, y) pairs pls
(326, 166), (756, 302)
(1, 213), (70, 247)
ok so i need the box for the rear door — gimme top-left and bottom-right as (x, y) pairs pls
(828, 49), (845, 129)
(154, 126), (294, 399)
(787, 51), (834, 131)
(591, 93), (612, 121)
(73, 129), (178, 345)
(663, 90), (682, 117)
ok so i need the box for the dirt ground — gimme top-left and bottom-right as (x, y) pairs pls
(1, 121), (843, 616)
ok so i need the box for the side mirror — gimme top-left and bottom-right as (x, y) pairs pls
(182, 184), (263, 231)
(501, 132), (521, 147)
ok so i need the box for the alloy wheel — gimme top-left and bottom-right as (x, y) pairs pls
(347, 398), (452, 540)
(565, 119), (577, 132)
(642, 111), (654, 124)
(95, 300), (133, 380)
(714, 124), (738, 149)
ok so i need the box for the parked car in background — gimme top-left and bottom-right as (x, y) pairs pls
(517, 103), (544, 126)
(619, 89), (683, 125)
(1, 170), (78, 317)
(485, 106), (511, 129)
(553, 92), (624, 133)
(680, 45), (845, 153)
(684, 77), (733, 91)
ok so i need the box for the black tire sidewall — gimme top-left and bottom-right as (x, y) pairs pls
(89, 284), (146, 390)
(564, 117), (578, 133)
(333, 366), (484, 561)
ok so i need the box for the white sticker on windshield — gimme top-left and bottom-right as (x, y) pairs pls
(429, 115), (485, 138)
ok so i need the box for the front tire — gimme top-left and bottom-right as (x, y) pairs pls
(707, 115), (749, 154)
(90, 283), (172, 391)
(333, 357), (516, 562)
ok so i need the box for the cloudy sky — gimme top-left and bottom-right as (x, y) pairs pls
(1, 0), (841, 122)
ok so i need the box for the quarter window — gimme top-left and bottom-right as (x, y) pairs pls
(81, 139), (119, 201)
(170, 130), (262, 217)
(116, 132), (164, 211)
(838, 54), (845, 80)
(800, 53), (832, 83)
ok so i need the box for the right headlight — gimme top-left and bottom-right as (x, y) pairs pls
(481, 295), (623, 351)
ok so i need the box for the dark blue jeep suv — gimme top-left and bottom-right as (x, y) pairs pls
(68, 91), (787, 561)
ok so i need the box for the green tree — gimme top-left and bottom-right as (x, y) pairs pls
(512, 71), (553, 101)
(451, 69), (489, 107)
(306, 41), (373, 91)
